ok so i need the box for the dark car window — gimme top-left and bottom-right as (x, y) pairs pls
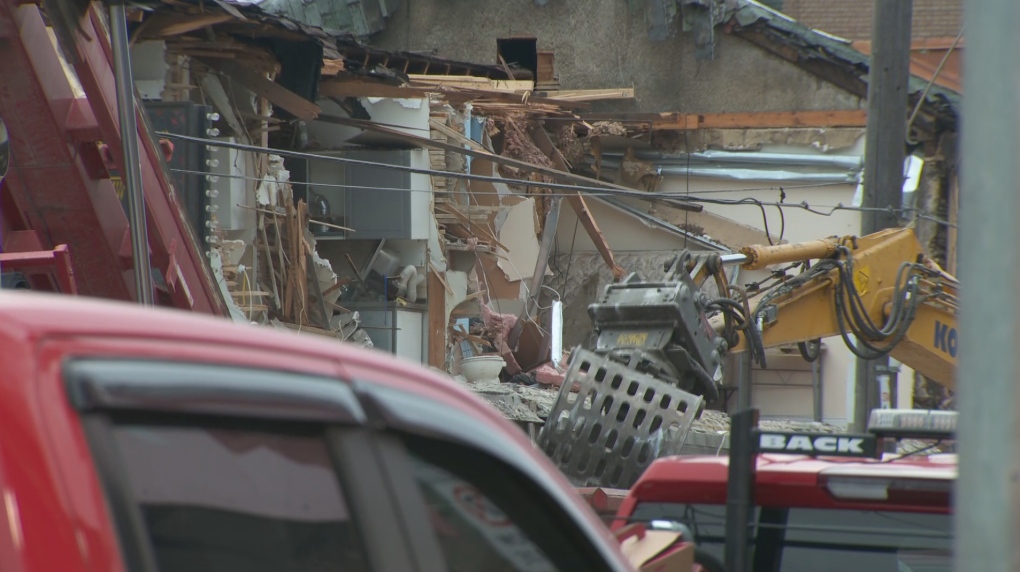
(401, 435), (611, 572)
(631, 502), (952, 572)
(111, 423), (370, 572)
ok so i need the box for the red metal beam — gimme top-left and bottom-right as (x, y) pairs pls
(0, 244), (79, 294)
(72, 5), (226, 315)
(0, 4), (132, 300)
(0, 2), (226, 313)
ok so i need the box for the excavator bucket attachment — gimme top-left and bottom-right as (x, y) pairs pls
(538, 348), (703, 489)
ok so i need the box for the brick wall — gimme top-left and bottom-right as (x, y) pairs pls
(779, 0), (962, 40)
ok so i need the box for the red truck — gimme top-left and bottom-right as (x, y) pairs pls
(603, 424), (955, 572)
(0, 292), (643, 572)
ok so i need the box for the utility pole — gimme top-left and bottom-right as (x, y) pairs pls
(955, 0), (1020, 567)
(853, 0), (913, 432)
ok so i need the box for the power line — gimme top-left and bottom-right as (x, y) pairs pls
(174, 167), (957, 229)
(157, 131), (700, 207)
(172, 166), (847, 197)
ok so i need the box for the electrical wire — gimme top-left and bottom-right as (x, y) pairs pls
(683, 131), (691, 249)
(179, 166), (959, 229)
(159, 131), (705, 205)
(165, 131), (957, 229)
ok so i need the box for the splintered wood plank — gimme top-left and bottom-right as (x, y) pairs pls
(259, 215), (281, 310)
(429, 263), (455, 296)
(319, 80), (430, 99)
(200, 58), (320, 121)
(528, 124), (624, 279)
(427, 270), (448, 369)
(537, 88), (635, 102)
(146, 13), (235, 37)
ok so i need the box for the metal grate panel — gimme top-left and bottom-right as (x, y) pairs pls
(537, 349), (703, 489)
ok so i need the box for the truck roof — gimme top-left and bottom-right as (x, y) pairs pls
(619, 452), (955, 516)
(0, 292), (496, 418)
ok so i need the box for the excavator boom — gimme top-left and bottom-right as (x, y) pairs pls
(540, 226), (958, 489)
(717, 226), (958, 389)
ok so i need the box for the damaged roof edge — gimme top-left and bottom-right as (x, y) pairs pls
(730, 0), (961, 113)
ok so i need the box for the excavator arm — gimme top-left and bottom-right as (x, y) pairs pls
(540, 225), (957, 490)
(710, 227), (959, 390)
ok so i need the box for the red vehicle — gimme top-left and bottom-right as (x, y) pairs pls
(0, 292), (637, 572)
(609, 439), (955, 572)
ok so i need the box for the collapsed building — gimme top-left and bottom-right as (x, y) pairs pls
(120, 0), (960, 434)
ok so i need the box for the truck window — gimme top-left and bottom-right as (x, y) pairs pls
(111, 422), (370, 572)
(630, 502), (952, 572)
(401, 435), (608, 572)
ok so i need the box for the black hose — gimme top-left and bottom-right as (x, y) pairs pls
(798, 339), (822, 362)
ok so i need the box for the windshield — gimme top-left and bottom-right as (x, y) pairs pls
(630, 503), (952, 572)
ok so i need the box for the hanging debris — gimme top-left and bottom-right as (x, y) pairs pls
(248, 155), (373, 347)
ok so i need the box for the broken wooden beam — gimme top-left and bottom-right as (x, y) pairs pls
(427, 270), (448, 369)
(536, 87), (636, 102)
(319, 80), (430, 100)
(199, 58), (321, 121)
(529, 124), (626, 279)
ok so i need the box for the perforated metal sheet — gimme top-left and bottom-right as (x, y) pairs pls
(537, 348), (704, 489)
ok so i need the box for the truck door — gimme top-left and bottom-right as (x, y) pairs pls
(59, 358), (423, 572)
(352, 382), (632, 572)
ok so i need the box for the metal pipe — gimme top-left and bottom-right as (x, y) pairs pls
(739, 238), (838, 270)
(812, 356), (823, 422)
(655, 166), (858, 184)
(595, 158), (859, 183)
(607, 150), (864, 171)
(724, 408), (758, 572)
(721, 253), (749, 266)
(110, 0), (153, 305)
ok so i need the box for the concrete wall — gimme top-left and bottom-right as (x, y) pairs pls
(371, 0), (863, 114)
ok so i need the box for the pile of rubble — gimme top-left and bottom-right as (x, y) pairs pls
(692, 409), (842, 435)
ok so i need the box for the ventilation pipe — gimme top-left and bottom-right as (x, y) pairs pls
(394, 265), (426, 303)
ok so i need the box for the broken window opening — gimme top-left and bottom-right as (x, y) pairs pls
(496, 38), (538, 80)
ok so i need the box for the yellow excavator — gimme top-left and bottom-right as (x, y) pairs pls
(706, 225), (958, 389)
(538, 225), (958, 490)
